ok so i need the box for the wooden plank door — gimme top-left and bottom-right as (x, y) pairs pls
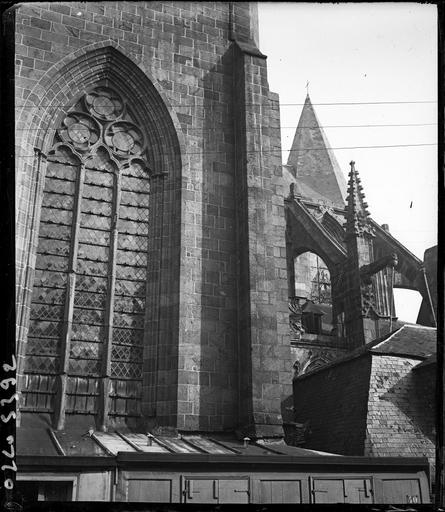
(218, 479), (249, 503)
(127, 479), (172, 502)
(312, 479), (345, 503)
(344, 479), (373, 503)
(183, 479), (218, 503)
(257, 479), (302, 503)
(380, 478), (422, 504)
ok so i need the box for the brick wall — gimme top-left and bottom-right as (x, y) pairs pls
(293, 354), (371, 454)
(13, 1), (291, 434)
(365, 355), (436, 480)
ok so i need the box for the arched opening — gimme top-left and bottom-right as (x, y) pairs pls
(394, 288), (423, 323)
(23, 86), (152, 425)
(17, 47), (183, 430)
(292, 251), (333, 336)
(294, 251), (332, 304)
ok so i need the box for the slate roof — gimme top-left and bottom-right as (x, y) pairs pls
(287, 94), (347, 208)
(413, 353), (437, 370)
(293, 322), (436, 381)
(292, 180), (335, 205)
(370, 324), (437, 359)
(302, 301), (326, 315)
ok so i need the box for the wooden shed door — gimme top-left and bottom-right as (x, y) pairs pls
(127, 479), (172, 502)
(381, 479), (421, 504)
(184, 479), (249, 503)
(184, 479), (217, 503)
(312, 478), (372, 503)
(218, 479), (249, 503)
(312, 479), (345, 503)
(258, 480), (302, 503)
(344, 479), (373, 503)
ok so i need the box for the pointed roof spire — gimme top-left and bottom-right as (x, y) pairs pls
(344, 161), (375, 238)
(287, 95), (347, 208)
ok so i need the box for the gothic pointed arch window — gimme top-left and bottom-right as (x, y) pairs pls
(293, 251), (333, 335)
(23, 86), (152, 422)
(294, 251), (332, 305)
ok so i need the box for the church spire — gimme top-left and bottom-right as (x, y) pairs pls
(287, 94), (347, 208)
(344, 161), (375, 239)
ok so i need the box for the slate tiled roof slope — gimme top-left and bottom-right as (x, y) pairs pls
(413, 353), (437, 370)
(293, 323), (436, 477)
(370, 324), (437, 358)
(365, 354), (435, 480)
(287, 94), (347, 209)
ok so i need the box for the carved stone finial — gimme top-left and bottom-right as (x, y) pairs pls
(344, 161), (375, 239)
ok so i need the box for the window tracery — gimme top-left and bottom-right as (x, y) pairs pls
(24, 86), (151, 422)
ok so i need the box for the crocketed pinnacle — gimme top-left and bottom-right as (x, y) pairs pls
(345, 161), (375, 238)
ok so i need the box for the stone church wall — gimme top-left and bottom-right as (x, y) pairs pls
(13, 2), (291, 434)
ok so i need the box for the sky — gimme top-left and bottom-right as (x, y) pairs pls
(257, 2), (438, 321)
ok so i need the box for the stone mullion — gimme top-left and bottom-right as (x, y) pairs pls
(54, 160), (85, 431)
(98, 169), (121, 431)
(142, 173), (164, 417)
(153, 174), (165, 416)
(377, 271), (389, 317)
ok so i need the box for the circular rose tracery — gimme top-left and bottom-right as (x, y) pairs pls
(68, 123), (91, 143)
(112, 131), (135, 152)
(59, 112), (100, 151)
(58, 87), (147, 165)
(85, 87), (124, 121)
(104, 121), (145, 157)
(92, 96), (114, 117)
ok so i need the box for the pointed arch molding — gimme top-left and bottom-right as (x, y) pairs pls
(16, 44), (183, 427)
(17, 42), (185, 163)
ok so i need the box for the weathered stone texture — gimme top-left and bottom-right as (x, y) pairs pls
(232, 43), (292, 438)
(290, 344), (348, 377)
(14, 1), (291, 434)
